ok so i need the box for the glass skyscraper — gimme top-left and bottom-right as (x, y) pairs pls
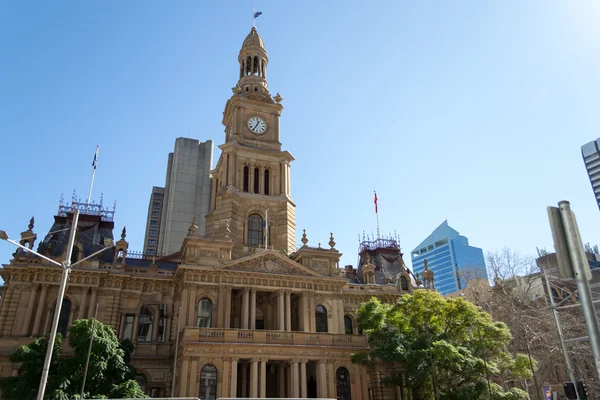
(411, 220), (487, 295)
(582, 138), (600, 211)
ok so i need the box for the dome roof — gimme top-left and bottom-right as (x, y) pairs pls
(242, 27), (265, 50)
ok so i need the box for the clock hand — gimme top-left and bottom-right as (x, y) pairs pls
(253, 120), (260, 130)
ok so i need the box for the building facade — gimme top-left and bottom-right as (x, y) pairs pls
(143, 138), (214, 256)
(143, 186), (165, 255)
(0, 27), (426, 400)
(411, 220), (487, 295)
(582, 138), (600, 211)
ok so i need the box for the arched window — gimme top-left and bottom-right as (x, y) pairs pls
(199, 364), (218, 400)
(197, 298), (213, 328)
(264, 170), (270, 195)
(344, 315), (353, 335)
(253, 167), (259, 193)
(54, 299), (72, 337)
(255, 307), (264, 330)
(401, 276), (409, 291)
(315, 305), (328, 333)
(336, 367), (352, 400)
(243, 166), (249, 192)
(248, 214), (263, 246)
(137, 306), (153, 342)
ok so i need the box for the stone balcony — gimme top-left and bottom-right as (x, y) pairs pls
(180, 327), (369, 348)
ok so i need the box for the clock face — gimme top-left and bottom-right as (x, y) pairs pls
(247, 117), (267, 134)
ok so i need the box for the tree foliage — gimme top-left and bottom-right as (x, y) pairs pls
(0, 319), (145, 400)
(352, 290), (531, 400)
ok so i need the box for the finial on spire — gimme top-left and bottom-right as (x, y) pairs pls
(329, 232), (336, 249)
(28, 217), (34, 231)
(301, 229), (308, 246)
(121, 227), (127, 240)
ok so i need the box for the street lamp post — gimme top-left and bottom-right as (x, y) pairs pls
(0, 209), (114, 400)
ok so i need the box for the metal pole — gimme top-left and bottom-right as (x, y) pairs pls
(542, 266), (580, 399)
(171, 305), (182, 397)
(86, 146), (99, 213)
(560, 201), (600, 381)
(80, 303), (99, 398)
(37, 209), (79, 400)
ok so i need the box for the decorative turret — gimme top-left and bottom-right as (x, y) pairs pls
(18, 217), (37, 254)
(237, 27), (269, 95)
(113, 227), (128, 265)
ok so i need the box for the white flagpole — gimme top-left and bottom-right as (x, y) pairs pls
(374, 190), (381, 240)
(253, 6), (256, 27)
(86, 146), (99, 213)
(264, 209), (269, 249)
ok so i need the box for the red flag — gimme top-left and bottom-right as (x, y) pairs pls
(374, 191), (378, 214)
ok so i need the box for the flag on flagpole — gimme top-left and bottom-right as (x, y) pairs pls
(374, 191), (378, 214)
(254, 11), (263, 19)
(92, 147), (99, 169)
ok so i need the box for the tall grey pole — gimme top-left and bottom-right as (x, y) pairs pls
(171, 305), (182, 397)
(80, 303), (99, 398)
(37, 209), (80, 400)
(542, 266), (579, 399)
(559, 201), (600, 381)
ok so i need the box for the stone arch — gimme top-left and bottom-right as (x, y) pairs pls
(344, 313), (357, 335)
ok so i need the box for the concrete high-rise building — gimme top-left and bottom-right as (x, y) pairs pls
(143, 138), (213, 256)
(142, 186), (164, 255)
(582, 138), (600, 210)
(411, 220), (487, 295)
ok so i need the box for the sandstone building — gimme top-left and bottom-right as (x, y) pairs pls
(0, 27), (423, 400)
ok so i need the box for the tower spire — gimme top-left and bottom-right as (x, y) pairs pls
(237, 26), (269, 94)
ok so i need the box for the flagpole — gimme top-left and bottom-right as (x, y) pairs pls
(86, 146), (99, 213)
(374, 190), (380, 239)
(253, 6), (256, 27)
(264, 209), (269, 250)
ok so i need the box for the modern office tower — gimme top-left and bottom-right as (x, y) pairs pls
(582, 138), (600, 211)
(143, 138), (213, 256)
(411, 220), (487, 295)
(142, 187), (164, 255)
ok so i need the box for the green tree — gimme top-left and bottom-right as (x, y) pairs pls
(0, 319), (145, 400)
(352, 290), (532, 400)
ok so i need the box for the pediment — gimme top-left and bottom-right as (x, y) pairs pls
(216, 251), (322, 277)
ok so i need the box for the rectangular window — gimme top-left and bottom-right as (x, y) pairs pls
(147, 249), (155, 255)
(149, 230), (158, 235)
(151, 211), (160, 216)
(123, 314), (135, 340)
(148, 239), (157, 244)
(153, 193), (162, 198)
(150, 220), (158, 225)
(157, 304), (166, 343)
(152, 202), (161, 208)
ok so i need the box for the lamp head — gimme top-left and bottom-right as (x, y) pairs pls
(0, 230), (8, 241)
(104, 238), (114, 248)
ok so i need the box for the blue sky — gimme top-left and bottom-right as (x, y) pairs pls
(1, 1), (599, 272)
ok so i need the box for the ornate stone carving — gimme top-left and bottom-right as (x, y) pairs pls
(222, 254), (314, 277)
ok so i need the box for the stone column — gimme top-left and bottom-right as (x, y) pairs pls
(32, 284), (48, 336)
(230, 358), (239, 397)
(179, 359), (189, 396)
(119, 313), (126, 339)
(300, 293), (309, 332)
(278, 290), (285, 330)
(77, 288), (87, 320)
(260, 358), (267, 398)
(152, 307), (159, 342)
(278, 364), (286, 398)
(250, 358), (259, 398)
(250, 288), (256, 330)
(224, 286), (232, 328)
(180, 285), (189, 328)
(0, 287), (14, 335)
(242, 288), (250, 329)
(188, 359), (198, 397)
(309, 292), (316, 332)
(132, 315), (139, 342)
(291, 360), (300, 398)
(22, 286), (38, 336)
(259, 167), (264, 194)
(249, 168), (255, 193)
(337, 299), (345, 334)
(300, 359), (308, 398)
(187, 286), (196, 327)
(87, 288), (97, 319)
(327, 362), (335, 398)
(285, 291), (291, 331)
(317, 360), (327, 398)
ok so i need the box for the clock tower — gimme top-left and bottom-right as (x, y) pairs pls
(205, 27), (296, 258)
